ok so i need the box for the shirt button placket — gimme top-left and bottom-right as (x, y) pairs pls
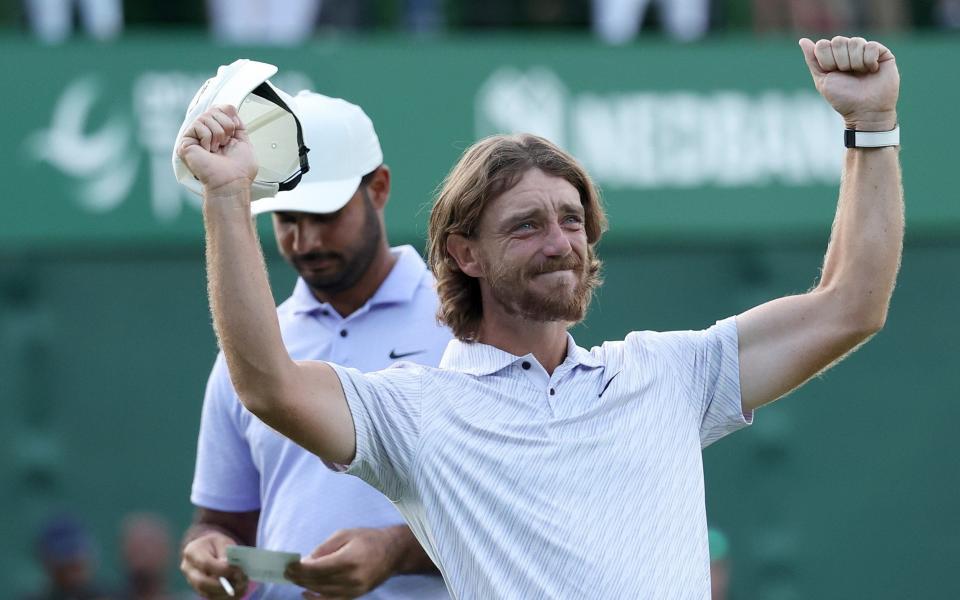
(330, 324), (348, 364)
(545, 384), (559, 416)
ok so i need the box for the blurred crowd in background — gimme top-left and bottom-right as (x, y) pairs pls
(7, 0), (960, 45)
(25, 512), (187, 600)
(23, 512), (729, 600)
(23, 510), (733, 600)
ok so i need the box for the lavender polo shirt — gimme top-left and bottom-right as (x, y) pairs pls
(191, 245), (453, 599)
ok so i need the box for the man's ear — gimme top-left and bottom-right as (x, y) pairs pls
(367, 165), (391, 211)
(446, 233), (483, 278)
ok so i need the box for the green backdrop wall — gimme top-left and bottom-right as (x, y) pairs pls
(3, 33), (959, 248)
(1, 33), (958, 598)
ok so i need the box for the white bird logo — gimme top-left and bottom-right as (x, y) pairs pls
(475, 67), (568, 148)
(27, 77), (139, 212)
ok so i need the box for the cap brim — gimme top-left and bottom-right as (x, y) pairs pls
(251, 176), (361, 215)
(211, 60), (279, 109)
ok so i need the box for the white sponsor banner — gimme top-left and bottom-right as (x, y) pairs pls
(476, 67), (844, 190)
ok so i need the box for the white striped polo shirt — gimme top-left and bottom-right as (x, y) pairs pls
(330, 317), (752, 599)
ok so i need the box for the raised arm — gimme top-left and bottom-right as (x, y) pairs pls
(177, 105), (356, 464)
(737, 37), (903, 411)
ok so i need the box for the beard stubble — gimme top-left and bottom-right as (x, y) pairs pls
(483, 253), (592, 324)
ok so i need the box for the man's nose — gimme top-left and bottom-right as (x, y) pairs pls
(542, 222), (573, 257)
(292, 220), (324, 253)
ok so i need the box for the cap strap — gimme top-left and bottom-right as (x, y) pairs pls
(250, 82), (310, 191)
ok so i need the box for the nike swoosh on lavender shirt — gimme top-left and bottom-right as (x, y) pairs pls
(389, 349), (427, 360)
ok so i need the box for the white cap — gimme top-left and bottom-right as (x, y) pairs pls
(251, 91), (383, 215)
(172, 59), (310, 201)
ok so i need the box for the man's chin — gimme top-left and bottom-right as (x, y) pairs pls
(518, 291), (586, 323)
(487, 268), (590, 323)
(301, 273), (352, 293)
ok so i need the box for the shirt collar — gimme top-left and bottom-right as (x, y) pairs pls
(288, 245), (428, 316)
(440, 332), (603, 375)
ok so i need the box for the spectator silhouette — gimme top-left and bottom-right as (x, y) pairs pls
(25, 514), (110, 600)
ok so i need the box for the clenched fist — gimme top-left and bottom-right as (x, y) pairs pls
(176, 104), (258, 196)
(799, 36), (899, 132)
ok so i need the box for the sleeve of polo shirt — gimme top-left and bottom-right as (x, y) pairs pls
(628, 317), (751, 449)
(694, 317), (752, 447)
(191, 353), (262, 512)
(327, 363), (422, 502)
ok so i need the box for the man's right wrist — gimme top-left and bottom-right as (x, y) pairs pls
(202, 193), (256, 227)
(844, 110), (898, 132)
(203, 181), (254, 210)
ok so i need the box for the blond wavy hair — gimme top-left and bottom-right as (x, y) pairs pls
(427, 134), (608, 341)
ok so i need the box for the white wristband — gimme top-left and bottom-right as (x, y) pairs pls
(844, 126), (900, 148)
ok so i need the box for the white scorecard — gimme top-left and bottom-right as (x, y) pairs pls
(226, 545), (300, 584)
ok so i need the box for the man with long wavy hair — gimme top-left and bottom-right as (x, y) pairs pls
(177, 36), (902, 598)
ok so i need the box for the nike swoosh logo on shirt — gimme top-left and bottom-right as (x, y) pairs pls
(389, 349), (426, 360)
(599, 371), (622, 397)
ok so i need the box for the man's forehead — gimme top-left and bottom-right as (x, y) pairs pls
(510, 168), (577, 193)
(493, 173), (582, 216)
